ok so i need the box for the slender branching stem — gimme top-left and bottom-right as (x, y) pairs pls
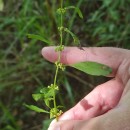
(52, 0), (64, 121)
(27, 0), (84, 123)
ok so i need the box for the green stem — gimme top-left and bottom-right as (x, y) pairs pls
(52, 0), (64, 121)
(60, 0), (63, 46)
(53, 65), (59, 121)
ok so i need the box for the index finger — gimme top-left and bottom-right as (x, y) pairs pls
(42, 46), (126, 76)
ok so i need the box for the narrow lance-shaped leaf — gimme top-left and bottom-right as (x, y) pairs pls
(27, 34), (52, 45)
(57, 105), (64, 109)
(45, 99), (50, 108)
(70, 61), (112, 76)
(64, 28), (80, 45)
(44, 98), (53, 108)
(24, 104), (49, 113)
(65, 6), (83, 19)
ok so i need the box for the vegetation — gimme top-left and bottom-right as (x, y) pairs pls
(0, 0), (130, 130)
(25, 0), (112, 122)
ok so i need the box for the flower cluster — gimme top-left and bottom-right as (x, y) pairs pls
(55, 61), (65, 71)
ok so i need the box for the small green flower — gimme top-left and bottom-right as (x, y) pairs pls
(55, 61), (65, 71)
(55, 45), (64, 52)
(57, 8), (66, 14)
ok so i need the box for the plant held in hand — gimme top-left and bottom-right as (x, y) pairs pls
(25, 0), (112, 122)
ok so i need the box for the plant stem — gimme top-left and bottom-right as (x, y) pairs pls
(52, 0), (64, 121)
(60, 0), (63, 46)
(53, 65), (59, 121)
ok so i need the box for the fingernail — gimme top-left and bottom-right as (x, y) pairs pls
(48, 125), (60, 130)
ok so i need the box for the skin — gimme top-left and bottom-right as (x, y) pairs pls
(42, 47), (130, 130)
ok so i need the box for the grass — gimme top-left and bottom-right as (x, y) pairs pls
(0, 0), (130, 129)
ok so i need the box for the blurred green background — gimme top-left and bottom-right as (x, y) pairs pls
(0, 0), (130, 130)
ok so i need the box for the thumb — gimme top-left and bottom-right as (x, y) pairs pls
(48, 117), (102, 130)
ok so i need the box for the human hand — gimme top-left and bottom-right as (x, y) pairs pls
(42, 47), (130, 130)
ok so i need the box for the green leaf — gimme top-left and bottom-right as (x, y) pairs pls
(65, 6), (83, 19)
(24, 104), (49, 113)
(40, 87), (49, 94)
(44, 98), (53, 108)
(75, 7), (83, 19)
(70, 61), (112, 76)
(50, 108), (57, 119)
(40, 87), (54, 98)
(64, 28), (80, 45)
(45, 99), (50, 108)
(0, 0), (4, 11)
(32, 94), (44, 101)
(45, 89), (54, 98)
(50, 111), (54, 119)
(57, 105), (64, 109)
(27, 34), (51, 45)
